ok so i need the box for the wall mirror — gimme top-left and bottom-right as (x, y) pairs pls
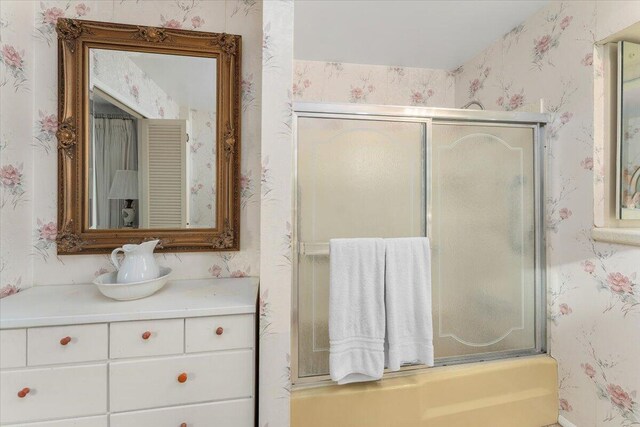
(590, 25), (640, 245)
(56, 19), (241, 254)
(619, 41), (640, 220)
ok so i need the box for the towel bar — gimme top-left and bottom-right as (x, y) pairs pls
(299, 240), (434, 256)
(299, 242), (330, 256)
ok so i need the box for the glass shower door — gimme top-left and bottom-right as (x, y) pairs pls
(430, 123), (538, 359)
(295, 116), (427, 378)
(293, 113), (543, 383)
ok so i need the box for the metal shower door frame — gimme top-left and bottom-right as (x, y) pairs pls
(291, 102), (548, 387)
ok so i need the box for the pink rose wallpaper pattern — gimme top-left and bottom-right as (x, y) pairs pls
(0, 43), (27, 91)
(293, 59), (455, 108)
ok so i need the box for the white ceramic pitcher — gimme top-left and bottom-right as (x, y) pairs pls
(110, 240), (160, 284)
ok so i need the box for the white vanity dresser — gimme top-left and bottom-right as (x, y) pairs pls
(0, 277), (258, 427)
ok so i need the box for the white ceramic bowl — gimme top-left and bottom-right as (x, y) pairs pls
(93, 267), (172, 301)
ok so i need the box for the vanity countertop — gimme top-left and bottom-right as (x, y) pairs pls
(0, 277), (259, 329)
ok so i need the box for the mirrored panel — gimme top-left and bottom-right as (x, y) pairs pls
(619, 41), (640, 220)
(56, 19), (240, 254)
(88, 49), (217, 229)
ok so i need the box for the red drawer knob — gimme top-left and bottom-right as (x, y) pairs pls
(17, 388), (30, 398)
(177, 372), (188, 383)
(60, 336), (72, 346)
(216, 327), (224, 336)
(180, 424), (187, 427)
(142, 331), (151, 340)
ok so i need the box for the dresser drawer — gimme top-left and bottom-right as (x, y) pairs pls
(109, 351), (254, 412)
(0, 364), (107, 424)
(5, 415), (108, 427)
(110, 319), (184, 359)
(27, 324), (108, 366)
(110, 399), (254, 427)
(185, 314), (254, 353)
(0, 329), (26, 368)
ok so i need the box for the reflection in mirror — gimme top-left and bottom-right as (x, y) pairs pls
(88, 48), (217, 229)
(619, 41), (640, 220)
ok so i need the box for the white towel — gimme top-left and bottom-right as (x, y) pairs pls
(329, 238), (386, 384)
(385, 237), (434, 371)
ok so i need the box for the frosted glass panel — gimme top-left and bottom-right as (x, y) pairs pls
(431, 124), (536, 358)
(294, 117), (540, 380)
(296, 117), (425, 377)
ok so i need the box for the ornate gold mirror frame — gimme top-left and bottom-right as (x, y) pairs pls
(56, 19), (241, 254)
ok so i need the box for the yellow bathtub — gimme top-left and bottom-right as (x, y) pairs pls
(291, 356), (558, 427)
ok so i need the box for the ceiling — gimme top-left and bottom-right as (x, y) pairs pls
(294, 0), (549, 70)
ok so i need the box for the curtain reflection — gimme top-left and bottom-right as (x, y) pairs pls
(92, 115), (138, 229)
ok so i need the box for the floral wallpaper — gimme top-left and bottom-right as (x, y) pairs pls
(259, 0), (294, 425)
(188, 108), (216, 228)
(456, 2), (640, 426)
(293, 59), (455, 107)
(90, 49), (180, 119)
(0, 0), (262, 291)
(1, 0), (35, 299)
